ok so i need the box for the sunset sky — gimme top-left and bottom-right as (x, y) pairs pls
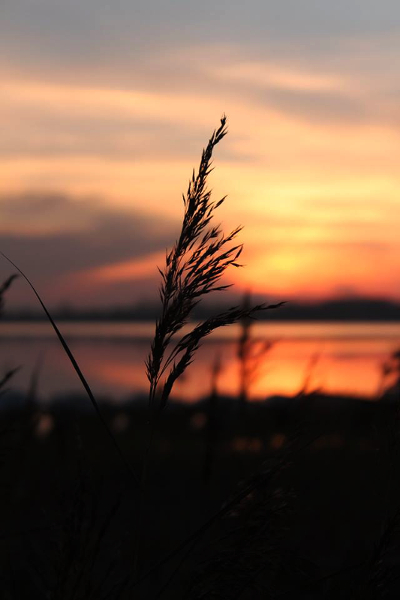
(1, 1), (400, 308)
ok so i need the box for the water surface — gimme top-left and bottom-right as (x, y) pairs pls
(1, 321), (399, 402)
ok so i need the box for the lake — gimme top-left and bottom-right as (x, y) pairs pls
(1, 321), (400, 403)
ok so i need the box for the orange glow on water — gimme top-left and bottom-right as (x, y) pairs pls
(2, 322), (398, 402)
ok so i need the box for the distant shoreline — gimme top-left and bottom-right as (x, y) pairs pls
(3, 297), (400, 322)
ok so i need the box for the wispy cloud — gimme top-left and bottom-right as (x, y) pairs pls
(0, 192), (176, 306)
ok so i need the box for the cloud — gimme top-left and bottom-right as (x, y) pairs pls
(0, 191), (177, 305)
(2, 0), (400, 69)
(2, 1), (400, 102)
(2, 38), (400, 176)
(0, 79), (251, 164)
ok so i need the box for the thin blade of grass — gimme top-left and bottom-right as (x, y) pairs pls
(0, 250), (138, 485)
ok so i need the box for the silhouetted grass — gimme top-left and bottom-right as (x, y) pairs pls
(145, 117), (277, 414)
(0, 252), (138, 486)
(133, 116), (283, 582)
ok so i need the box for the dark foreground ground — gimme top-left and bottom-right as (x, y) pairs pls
(1, 389), (400, 599)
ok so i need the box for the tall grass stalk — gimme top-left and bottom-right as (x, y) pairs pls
(0, 252), (138, 485)
(0, 274), (18, 315)
(144, 115), (275, 436)
(238, 291), (274, 407)
(134, 116), (283, 579)
(0, 275), (19, 393)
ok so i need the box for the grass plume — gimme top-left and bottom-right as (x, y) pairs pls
(146, 116), (282, 411)
(133, 116), (284, 582)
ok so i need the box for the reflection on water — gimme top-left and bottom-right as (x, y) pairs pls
(0, 321), (400, 402)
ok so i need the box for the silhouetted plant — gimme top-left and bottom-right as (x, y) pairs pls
(134, 116), (283, 582)
(379, 348), (400, 399)
(0, 275), (19, 394)
(0, 255), (138, 484)
(146, 117), (279, 414)
(53, 459), (125, 600)
(237, 291), (273, 407)
(0, 275), (18, 318)
(297, 351), (321, 397)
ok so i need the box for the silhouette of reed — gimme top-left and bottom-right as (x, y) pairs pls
(379, 348), (400, 399)
(135, 115), (283, 579)
(0, 275), (19, 394)
(0, 275), (18, 316)
(297, 351), (321, 397)
(237, 291), (274, 408)
(0, 252), (138, 486)
(145, 117), (278, 415)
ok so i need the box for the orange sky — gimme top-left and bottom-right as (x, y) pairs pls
(1, 3), (400, 307)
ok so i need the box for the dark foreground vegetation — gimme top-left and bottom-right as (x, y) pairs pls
(1, 390), (400, 599)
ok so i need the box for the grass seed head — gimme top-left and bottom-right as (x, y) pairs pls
(146, 117), (283, 408)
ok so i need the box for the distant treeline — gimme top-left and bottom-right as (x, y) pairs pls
(3, 297), (400, 322)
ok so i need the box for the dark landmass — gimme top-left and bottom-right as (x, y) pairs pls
(3, 296), (400, 322)
(1, 387), (400, 598)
